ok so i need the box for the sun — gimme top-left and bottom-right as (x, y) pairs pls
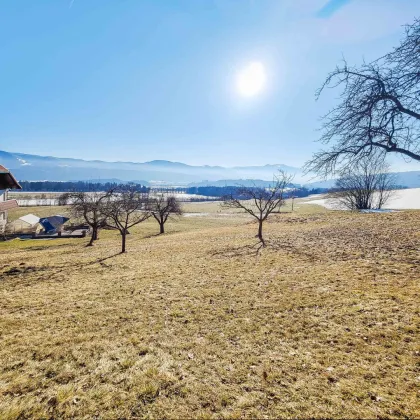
(236, 61), (266, 97)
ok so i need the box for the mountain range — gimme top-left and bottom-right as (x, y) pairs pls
(0, 150), (302, 185)
(1, 150), (419, 188)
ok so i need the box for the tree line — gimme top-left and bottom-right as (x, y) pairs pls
(17, 180), (328, 199)
(185, 185), (328, 198)
(17, 180), (150, 193)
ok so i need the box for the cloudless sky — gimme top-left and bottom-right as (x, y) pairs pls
(0, 0), (419, 170)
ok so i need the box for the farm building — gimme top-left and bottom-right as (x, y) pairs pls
(0, 165), (21, 233)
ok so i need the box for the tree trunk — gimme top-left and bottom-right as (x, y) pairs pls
(87, 234), (95, 246)
(159, 222), (165, 234)
(93, 228), (98, 241)
(87, 226), (97, 246)
(121, 230), (127, 253)
(258, 219), (264, 243)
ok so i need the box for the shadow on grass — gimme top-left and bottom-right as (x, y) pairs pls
(96, 253), (121, 265)
(268, 239), (317, 261)
(211, 238), (318, 260)
(3, 252), (122, 278)
(142, 233), (162, 239)
(211, 240), (265, 257)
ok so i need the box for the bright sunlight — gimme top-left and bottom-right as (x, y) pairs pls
(236, 61), (266, 97)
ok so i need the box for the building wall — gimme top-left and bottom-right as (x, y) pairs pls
(0, 191), (6, 227)
(0, 191), (9, 234)
(0, 205), (5, 234)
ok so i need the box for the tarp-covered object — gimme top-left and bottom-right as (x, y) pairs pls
(39, 215), (69, 234)
(19, 214), (40, 226)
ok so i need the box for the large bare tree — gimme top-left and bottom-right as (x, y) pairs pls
(59, 191), (109, 246)
(330, 154), (396, 210)
(103, 186), (151, 253)
(306, 18), (420, 177)
(149, 195), (183, 234)
(222, 171), (293, 246)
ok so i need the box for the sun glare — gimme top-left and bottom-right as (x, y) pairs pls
(236, 61), (266, 97)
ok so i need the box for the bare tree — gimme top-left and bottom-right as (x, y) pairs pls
(149, 195), (183, 234)
(222, 171), (293, 246)
(330, 154), (396, 210)
(306, 18), (420, 177)
(103, 186), (151, 253)
(59, 191), (109, 246)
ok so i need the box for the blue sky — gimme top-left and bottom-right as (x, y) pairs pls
(0, 0), (419, 170)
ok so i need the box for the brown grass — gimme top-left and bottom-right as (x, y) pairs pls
(0, 203), (419, 418)
(6, 205), (70, 222)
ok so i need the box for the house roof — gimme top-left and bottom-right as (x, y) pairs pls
(0, 165), (22, 190)
(19, 214), (40, 226)
(0, 199), (18, 212)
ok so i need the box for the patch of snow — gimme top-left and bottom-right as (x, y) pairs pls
(183, 212), (239, 217)
(383, 188), (420, 209)
(303, 188), (420, 210)
(16, 157), (31, 166)
(360, 209), (397, 213)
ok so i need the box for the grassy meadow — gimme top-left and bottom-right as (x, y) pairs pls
(0, 201), (419, 418)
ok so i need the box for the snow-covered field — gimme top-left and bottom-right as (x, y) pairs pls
(11, 192), (217, 206)
(304, 188), (420, 210)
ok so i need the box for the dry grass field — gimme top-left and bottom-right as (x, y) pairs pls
(0, 201), (419, 418)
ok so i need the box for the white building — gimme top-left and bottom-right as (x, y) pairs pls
(0, 165), (21, 233)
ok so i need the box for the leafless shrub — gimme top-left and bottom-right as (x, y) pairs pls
(330, 154), (396, 210)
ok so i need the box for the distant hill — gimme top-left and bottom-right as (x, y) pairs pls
(393, 171), (420, 188)
(0, 150), (302, 184)
(1, 150), (419, 188)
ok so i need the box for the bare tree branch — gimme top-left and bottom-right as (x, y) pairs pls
(306, 18), (420, 177)
(330, 153), (396, 210)
(59, 191), (110, 246)
(221, 171), (293, 246)
(102, 185), (151, 253)
(149, 195), (183, 234)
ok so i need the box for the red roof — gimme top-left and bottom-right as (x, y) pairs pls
(0, 199), (18, 211)
(0, 165), (22, 190)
